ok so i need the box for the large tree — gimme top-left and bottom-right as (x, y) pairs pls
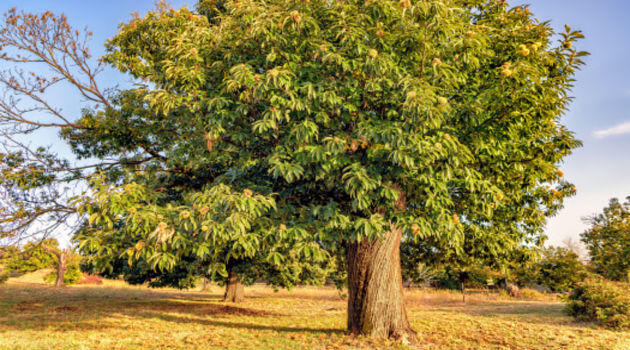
(581, 197), (630, 282)
(1, 0), (586, 343)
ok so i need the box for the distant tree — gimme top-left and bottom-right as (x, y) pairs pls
(581, 197), (630, 282)
(0, 245), (19, 283)
(41, 244), (76, 287)
(562, 237), (586, 261)
(0, 8), (109, 285)
(2, 238), (75, 287)
(537, 246), (587, 292)
(508, 247), (543, 287)
(44, 250), (82, 286)
(402, 232), (542, 302)
(0, 245), (20, 265)
(5, 238), (57, 273)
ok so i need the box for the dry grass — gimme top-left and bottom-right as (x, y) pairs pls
(1, 272), (628, 350)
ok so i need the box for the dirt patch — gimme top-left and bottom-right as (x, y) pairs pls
(126, 300), (279, 317)
(11, 306), (37, 312)
(200, 304), (275, 317)
(16, 300), (44, 305)
(10, 300), (44, 312)
(54, 306), (79, 312)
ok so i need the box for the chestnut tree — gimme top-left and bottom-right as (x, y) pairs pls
(1, 0), (586, 343)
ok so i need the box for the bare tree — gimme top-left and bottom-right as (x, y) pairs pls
(562, 237), (587, 262)
(0, 9), (115, 280)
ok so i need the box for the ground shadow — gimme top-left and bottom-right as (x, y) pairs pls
(139, 312), (340, 334)
(0, 283), (343, 336)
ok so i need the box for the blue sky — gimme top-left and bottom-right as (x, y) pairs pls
(3, 1), (629, 247)
(525, 0), (630, 246)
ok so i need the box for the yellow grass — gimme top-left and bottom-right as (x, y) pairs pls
(1, 272), (628, 349)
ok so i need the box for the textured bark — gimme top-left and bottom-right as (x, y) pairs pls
(43, 246), (66, 288)
(459, 272), (468, 304)
(55, 252), (66, 288)
(346, 226), (418, 344)
(223, 270), (244, 302)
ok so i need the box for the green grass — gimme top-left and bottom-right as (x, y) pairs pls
(1, 274), (628, 349)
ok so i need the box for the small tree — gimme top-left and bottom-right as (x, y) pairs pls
(44, 250), (82, 286)
(537, 246), (588, 292)
(581, 197), (630, 282)
(1, 238), (74, 287)
(5, 238), (57, 273)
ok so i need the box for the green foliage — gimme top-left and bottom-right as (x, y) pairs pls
(5, 239), (58, 273)
(567, 277), (630, 330)
(65, 0), (585, 291)
(44, 261), (82, 285)
(0, 269), (8, 284)
(510, 246), (587, 292)
(0, 245), (20, 265)
(537, 246), (587, 292)
(432, 265), (503, 290)
(581, 197), (630, 282)
(509, 252), (542, 288)
(44, 251), (82, 285)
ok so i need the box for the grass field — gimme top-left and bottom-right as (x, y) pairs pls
(1, 272), (629, 350)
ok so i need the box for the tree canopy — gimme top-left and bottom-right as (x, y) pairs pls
(74, 0), (583, 279)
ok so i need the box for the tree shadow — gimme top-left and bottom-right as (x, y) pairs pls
(136, 311), (340, 334)
(0, 283), (343, 336)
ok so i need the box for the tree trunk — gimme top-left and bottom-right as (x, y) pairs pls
(201, 277), (211, 291)
(43, 246), (66, 288)
(55, 251), (66, 288)
(223, 270), (244, 302)
(458, 271), (468, 304)
(346, 226), (417, 344)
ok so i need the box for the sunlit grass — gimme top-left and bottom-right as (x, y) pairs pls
(1, 272), (628, 349)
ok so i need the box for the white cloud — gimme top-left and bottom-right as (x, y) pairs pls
(593, 121), (630, 138)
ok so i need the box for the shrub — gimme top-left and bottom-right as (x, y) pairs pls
(518, 288), (554, 301)
(567, 277), (630, 330)
(0, 269), (9, 284)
